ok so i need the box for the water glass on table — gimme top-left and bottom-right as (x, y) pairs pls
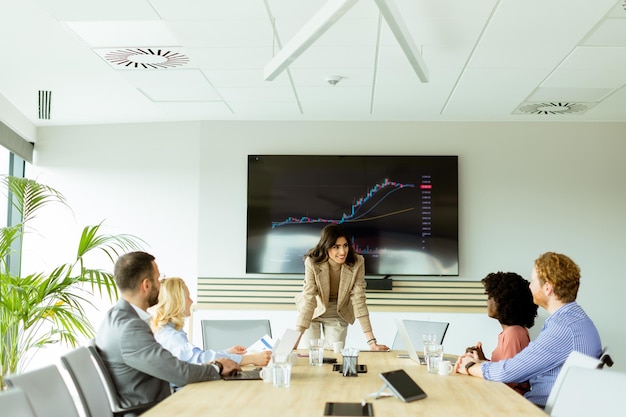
(425, 343), (444, 374)
(272, 357), (292, 388)
(309, 338), (324, 366)
(422, 333), (437, 367)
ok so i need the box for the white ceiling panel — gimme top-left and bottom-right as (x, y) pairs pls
(32, 0), (159, 21)
(188, 47), (274, 70)
(543, 68), (626, 89)
(150, 0), (269, 20)
(3, 0), (626, 129)
(528, 87), (614, 102)
(583, 18), (626, 46)
(558, 46), (626, 68)
(66, 21), (179, 48)
(168, 20), (273, 48)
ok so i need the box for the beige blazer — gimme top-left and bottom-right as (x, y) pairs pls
(295, 254), (369, 330)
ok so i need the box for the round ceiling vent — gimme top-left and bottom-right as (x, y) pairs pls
(104, 48), (189, 69)
(516, 102), (588, 115)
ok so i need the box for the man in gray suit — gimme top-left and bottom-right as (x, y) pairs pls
(95, 251), (240, 411)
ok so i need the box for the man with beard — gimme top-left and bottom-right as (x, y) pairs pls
(95, 251), (240, 412)
(455, 252), (601, 408)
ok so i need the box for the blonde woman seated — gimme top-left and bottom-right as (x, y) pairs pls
(151, 277), (271, 367)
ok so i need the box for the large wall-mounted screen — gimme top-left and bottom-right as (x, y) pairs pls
(246, 155), (458, 276)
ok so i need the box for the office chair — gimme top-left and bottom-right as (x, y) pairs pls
(61, 347), (113, 417)
(201, 319), (272, 351)
(548, 366), (625, 417)
(599, 346), (614, 369)
(391, 320), (449, 350)
(87, 340), (157, 417)
(544, 351), (603, 415)
(4, 364), (81, 417)
(0, 387), (36, 417)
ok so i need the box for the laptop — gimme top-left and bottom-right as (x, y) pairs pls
(394, 319), (449, 365)
(271, 328), (300, 362)
(223, 328), (300, 380)
(223, 367), (263, 380)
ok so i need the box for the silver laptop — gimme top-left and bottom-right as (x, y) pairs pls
(394, 319), (449, 365)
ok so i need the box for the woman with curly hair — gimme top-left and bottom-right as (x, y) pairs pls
(466, 271), (538, 394)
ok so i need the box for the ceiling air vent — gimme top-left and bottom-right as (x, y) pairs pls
(514, 102), (593, 115)
(38, 90), (51, 120)
(104, 48), (189, 69)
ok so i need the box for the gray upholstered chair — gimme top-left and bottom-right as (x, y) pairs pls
(61, 346), (113, 417)
(86, 340), (157, 417)
(4, 364), (80, 417)
(548, 366), (624, 416)
(0, 387), (36, 417)
(201, 319), (272, 351)
(544, 350), (603, 415)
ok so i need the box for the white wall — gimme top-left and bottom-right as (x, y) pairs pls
(27, 120), (626, 371)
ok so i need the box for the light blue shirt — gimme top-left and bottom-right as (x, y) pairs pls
(154, 322), (243, 364)
(481, 302), (602, 407)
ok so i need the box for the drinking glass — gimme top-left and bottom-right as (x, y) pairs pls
(422, 333), (437, 367)
(272, 359), (291, 388)
(425, 343), (444, 374)
(309, 338), (324, 366)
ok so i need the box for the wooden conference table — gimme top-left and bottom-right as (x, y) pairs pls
(141, 351), (547, 417)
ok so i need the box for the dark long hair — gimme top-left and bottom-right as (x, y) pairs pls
(304, 224), (357, 266)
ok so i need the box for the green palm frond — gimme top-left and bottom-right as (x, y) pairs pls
(0, 176), (145, 385)
(1, 176), (70, 224)
(0, 225), (22, 273)
(77, 222), (146, 261)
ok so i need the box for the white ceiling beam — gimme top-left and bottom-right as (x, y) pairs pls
(373, 0), (429, 82)
(263, 0), (359, 81)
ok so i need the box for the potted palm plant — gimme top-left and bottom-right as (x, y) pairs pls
(0, 176), (145, 387)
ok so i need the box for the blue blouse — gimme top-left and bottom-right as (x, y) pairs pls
(154, 322), (243, 364)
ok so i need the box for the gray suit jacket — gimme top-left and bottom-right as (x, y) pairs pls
(95, 299), (220, 408)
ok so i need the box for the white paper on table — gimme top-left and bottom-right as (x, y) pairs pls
(246, 334), (274, 352)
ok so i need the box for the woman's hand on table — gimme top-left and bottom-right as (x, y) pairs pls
(369, 343), (390, 351)
(241, 351), (272, 366)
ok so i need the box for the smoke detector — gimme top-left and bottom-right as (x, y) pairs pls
(324, 75), (344, 86)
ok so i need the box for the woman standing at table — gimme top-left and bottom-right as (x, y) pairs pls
(295, 224), (389, 351)
(151, 277), (271, 367)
